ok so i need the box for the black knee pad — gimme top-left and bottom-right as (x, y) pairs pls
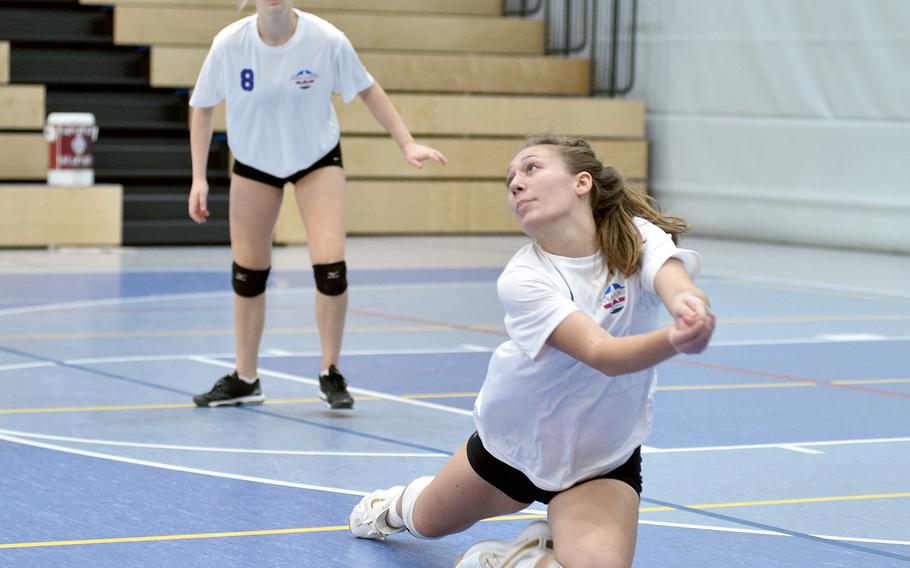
(232, 261), (270, 297)
(313, 261), (347, 296)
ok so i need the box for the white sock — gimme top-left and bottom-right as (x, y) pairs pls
(386, 496), (405, 529)
(236, 372), (258, 384)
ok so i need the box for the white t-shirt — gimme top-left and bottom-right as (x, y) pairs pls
(474, 219), (702, 491)
(189, 10), (375, 177)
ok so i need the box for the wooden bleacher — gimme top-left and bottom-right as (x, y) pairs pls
(113, 6), (544, 53)
(0, 184), (123, 247)
(151, 47), (589, 96)
(81, 0), (500, 17)
(0, 41), (8, 84)
(0, 40), (122, 247)
(0, 84), (45, 130)
(2, 4), (649, 246)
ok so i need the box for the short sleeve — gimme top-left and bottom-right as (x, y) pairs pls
(189, 39), (226, 108)
(637, 220), (702, 294)
(498, 267), (580, 360)
(333, 34), (375, 103)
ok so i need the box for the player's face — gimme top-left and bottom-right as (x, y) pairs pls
(505, 145), (582, 234)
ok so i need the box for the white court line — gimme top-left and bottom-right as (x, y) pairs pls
(65, 347), (487, 365)
(0, 291), (233, 317)
(2, 431), (907, 548)
(3, 273), (908, 546)
(0, 281), (493, 318)
(0, 433), (367, 497)
(0, 428), (447, 458)
(11, 352), (910, 455)
(638, 520), (910, 547)
(709, 336), (910, 347)
(778, 445), (826, 455)
(0, 361), (56, 372)
(462, 343), (495, 352)
(266, 348), (295, 356)
(65, 353), (237, 365)
(44, 334), (910, 368)
(643, 436), (910, 455)
(818, 334), (887, 342)
(641, 519), (783, 536)
(190, 356), (475, 417)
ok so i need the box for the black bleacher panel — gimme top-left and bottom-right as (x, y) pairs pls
(2, 0), (232, 245)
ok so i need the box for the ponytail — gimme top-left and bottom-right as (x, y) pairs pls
(521, 134), (690, 277)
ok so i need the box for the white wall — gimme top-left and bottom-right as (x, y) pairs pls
(627, 0), (910, 253)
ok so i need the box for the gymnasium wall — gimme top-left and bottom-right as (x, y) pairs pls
(626, 0), (910, 253)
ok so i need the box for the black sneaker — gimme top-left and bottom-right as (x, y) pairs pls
(193, 372), (265, 407)
(319, 365), (354, 409)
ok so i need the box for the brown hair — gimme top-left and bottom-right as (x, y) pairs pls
(521, 134), (690, 277)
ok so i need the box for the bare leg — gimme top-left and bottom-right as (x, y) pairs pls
(546, 479), (640, 568)
(401, 442), (531, 538)
(229, 175), (284, 377)
(293, 166), (346, 371)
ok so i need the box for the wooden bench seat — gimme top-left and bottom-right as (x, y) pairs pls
(0, 184), (122, 247)
(0, 85), (46, 130)
(0, 133), (46, 180)
(203, 94), (645, 139)
(0, 42), (9, 84)
(115, 6), (543, 53)
(274, 178), (647, 243)
(83, 0), (500, 16)
(151, 46), (589, 96)
(339, 137), (647, 181)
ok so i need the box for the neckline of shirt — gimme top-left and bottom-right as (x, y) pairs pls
(252, 9), (305, 52)
(535, 243), (601, 268)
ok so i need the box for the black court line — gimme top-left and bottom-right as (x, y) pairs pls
(642, 497), (910, 563)
(0, 344), (451, 455)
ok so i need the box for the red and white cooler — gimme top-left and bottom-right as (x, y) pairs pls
(44, 112), (99, 186)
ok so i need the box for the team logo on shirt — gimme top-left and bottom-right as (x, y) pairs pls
(599, 282), (626, 314)
(291, 69), (318, 89)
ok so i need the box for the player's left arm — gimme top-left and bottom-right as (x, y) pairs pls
(654, 258), (715, 354)
(358, 82), (447, 168)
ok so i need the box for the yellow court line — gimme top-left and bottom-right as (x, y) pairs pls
(0, 395), (441, 414)
(833, 378), (910, 386)
(1, 378), (908, 415)
(4, 312), (910, 340)
(0, 324), (505, 341)
(0, 525), (350, 550)
(3, 492), (907, 550)
(658, 382), (815, 391)
(404, 392), (480, 399)
(680, 492), (910, 511)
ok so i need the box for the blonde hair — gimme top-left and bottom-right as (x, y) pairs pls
(521, 134), (690, 277)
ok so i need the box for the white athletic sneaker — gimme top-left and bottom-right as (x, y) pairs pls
(349, 485), (406, 540)
(454, 521), (553, 568)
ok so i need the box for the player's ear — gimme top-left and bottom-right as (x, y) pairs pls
(575, 171), (593, 197)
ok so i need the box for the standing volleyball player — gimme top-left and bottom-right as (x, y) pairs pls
(349, 136), (715, 567)
(188, 0), (446, 409)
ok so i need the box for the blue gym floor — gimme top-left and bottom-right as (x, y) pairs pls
(0, 238), (908, 567)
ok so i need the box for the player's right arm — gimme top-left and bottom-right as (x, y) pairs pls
(546, 312), (686, 377)
(188, 106), (215, 223)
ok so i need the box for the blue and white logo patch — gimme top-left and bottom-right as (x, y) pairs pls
(599, 282), (626, 314)
(291, 69), (318, 90)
